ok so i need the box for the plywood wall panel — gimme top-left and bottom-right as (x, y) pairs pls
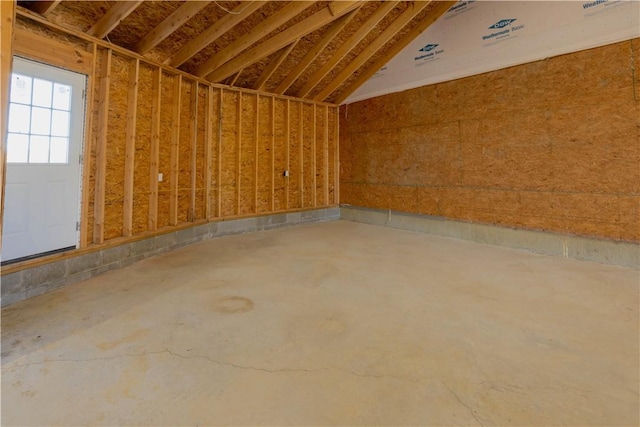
(328, 107), (337, 205)
(341, 38), (640, 242)
(273, 98), (287, 211)
(239, 93), (256, 215)
(256, 96), (272, 213)
(302, 103), (314, 208)
(288, 102), (301, 210)
(195, 85), (207, 220)
(157, 72), (174, 229)
(178, 79), (192, 223)
(132, 63), (153, 234)
(220, 90), (239, 217)
(315, 105), (326, 206)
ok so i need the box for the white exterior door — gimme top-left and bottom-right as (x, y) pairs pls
(2, 57), (86, 263)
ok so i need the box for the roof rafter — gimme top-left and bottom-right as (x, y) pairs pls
(274, 7), (358, 95)
(335, 1), (456, 104)
(31, 0), (61, 16)
(313, 1), (433, 102)
(87, 1), (143, 39)
(205, 1), (361, 83)
(195, 1), (317, 78)
(164, 1), (265, 68)
(133, 1), (211, 55)
(253, 40), (299, 91)
(297, 1), (399, 99)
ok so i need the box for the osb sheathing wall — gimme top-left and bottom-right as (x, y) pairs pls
(340, 39), (640, 242)
(12, 17), (338, 252)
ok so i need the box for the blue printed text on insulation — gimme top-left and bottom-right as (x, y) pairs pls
(489, 19), (517, 29)
(583, 0), (607, 8)
(419, 44), (439, 52)
(415, 44), (444, 61)
(447, 1), (476, 14)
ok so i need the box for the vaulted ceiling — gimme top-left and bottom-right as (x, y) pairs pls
(16, 1), (454, 104)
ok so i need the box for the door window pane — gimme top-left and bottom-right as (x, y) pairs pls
(50, 137), (69, 163)
(11, 74), (32, 105)
(32, 79), (52, 108)
(6, 133), (29, 163)
(50, 110), (70, 137)
(30, 107), (52, 135)
(52, 83), (71, 111)
(8, 103), (30, 133)
(29, 135), (50, 163)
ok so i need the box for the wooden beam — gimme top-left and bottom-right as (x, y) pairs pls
(334, 106), (339, 203)
(270, 96), (275, 211)
(169, 74), (182, 226)
(274, 8), (357, 95)
(204, 86), (213, 219)
(254, 94), (259, 212)
(133, 1), (210, 55)
(323, 105), (329, 205)
(189, 81), (198, 222)
(0, 0), (16, 251)
(79, 42), (97, 247)
(93, 48), (112, 244)
(253, 40), (299, 92)
(149, 68), (161, 231)
(334, 1), (455, 104)
(123, 58), (139, 237)
(87, 1), (143, 39)
(284, 99), (290, 209)
(297, 1), (398, 98)
(312, 104), (317, 207)
(31, 0), (61, 16)
(314, 1), (433, 102)
(298, 102), (303, 208)
(165, 1), (264, 68)
(236, 92), (242, 215)
(228, 69), (242, 86)
(195, 1), (315, 78)
(217, 88), (223, 217)
(205, 1), (360, 82)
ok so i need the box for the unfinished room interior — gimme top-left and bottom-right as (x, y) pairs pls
(0, 0), (639, 425)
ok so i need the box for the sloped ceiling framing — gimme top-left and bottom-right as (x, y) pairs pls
(16, 0), (456, 104)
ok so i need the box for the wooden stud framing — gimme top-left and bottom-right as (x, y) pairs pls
(236, 91), (242, 216)
(312, 104), (317, 207)
(196, 1), (314, 78)
(334, 1), (456, 104)
(87, 1), (143, 39)
(216, 88), (223, 217)
(0, 0), (15, 250)
(148, 68), (162, 231)
(133, 1), (210, 55)
(297, 1), (398, 98)
(274, 9), (357, 95)
(334, 106), (340, 204)
(189, 80), (198, 222)
(314, 2), (432, 102)
(298, 102), (304, 208)
(206, 1), (360, 82)
(123, 58), (139, 237)
(169, 74), (182, 226)
(270, 96), (275, 211)
(165, 1), (264, 68)
(228, 69), (242, 87)
(79, 42), (98, 247)
(323, 105), (329, 205)
(204, 86), (213, 219)
(93, 48), (112, 244)
(253, 40), (298, 92)
(254, 94), (259, 212)
(284, 99), (290, 209)
(31, 0), (61, 16)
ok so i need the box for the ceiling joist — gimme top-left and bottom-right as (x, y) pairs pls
(254, 40), (300, 91)
(133, 1), (211, 55)
(297, 0), (399, 99)
(314, 1), (433, 102)
(87, 1), (143, 40)
(206, 1), (361, 83)
(335, 1), (456, 104)
(30, 0), (61, 16)
(165, 1), (265, 68)
(274, 8), (358, 95)
(195, 1), (316, 78)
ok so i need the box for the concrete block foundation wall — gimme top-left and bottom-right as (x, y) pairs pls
(1, 208), (339, 307)
(339, 38), (640, 243)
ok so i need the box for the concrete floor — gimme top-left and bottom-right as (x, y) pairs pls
(1, 220), (638, 426)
